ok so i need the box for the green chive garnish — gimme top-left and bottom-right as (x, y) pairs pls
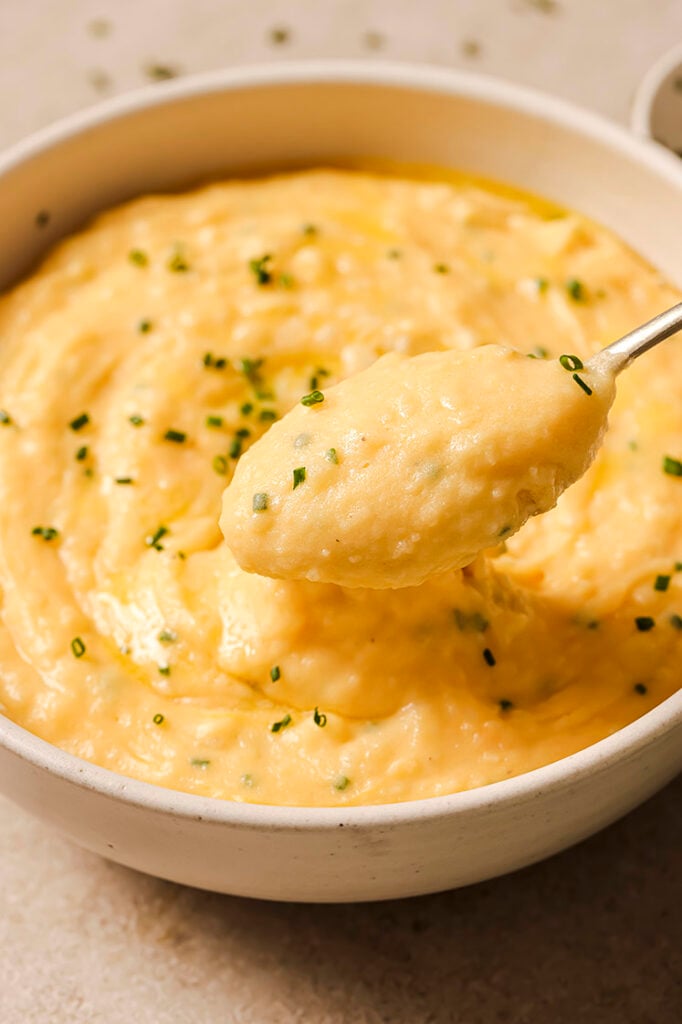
(236, 428), (251, 439)
(190, 757), (210, 768)
(129, 414), (145, 427)
(168, 250), (189, 273)
(228, 438), (242, 459)
(138, 319), (153, 333)
(203, 352), (228, 370)
(240, 402), (254, 416)
(559, 353), (584, 371)
(663, 456), (682, 477)
(213, 454), (228, 475)
(302, 224), (318, 237)
(249, 254), (273, 285)
(153, 713), (165, 725)
(634, 683), (648, 695)
(31, 526), (59, 541)
(69, 412), (90, 431)
(71, 637), (86, 658)
(334, 775), (350, 791)
(128, 249), (148, 267)
(313, 707), (327, 727)
(483, 647), (496, 666)
(259, 409), (277, 423)
(163, 429), (186, 443)
(670, 614), (682, 631)
(535, 278), (549, 293)
(252, 492), (268, 512)
(271, 714), (292, 733)
(158, 665), (171, 676)
(237, 358), (264, 380)
(293, 466), (306, 489)
(75, 446), (88, 461)
(270, 665), (281, 682)
(566, 279), (586, 301)
(635, 616), (655, 632)
(654, 574), (671, 592)
(206, 415), (223, 428)
(301, 390), (324, 407)
(115, 477), (134, 485)
(158, 629), (177, 644)
(499, 699), (514, 712)
(572, 373), (593, 396)
(325, 448), (338, 464)
(145, 524), (168, 550)
(0, 410), (12, 425)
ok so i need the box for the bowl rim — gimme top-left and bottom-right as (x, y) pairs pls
(631, 41), (682, 140)
(0, 59), (680, 831)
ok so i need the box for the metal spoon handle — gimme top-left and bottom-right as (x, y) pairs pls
(589, 300), (682, 374)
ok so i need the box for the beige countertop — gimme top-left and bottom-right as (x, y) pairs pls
(0, 2), (681, 1021)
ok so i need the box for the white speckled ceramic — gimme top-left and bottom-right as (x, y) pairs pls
(0, 63), (680, 902)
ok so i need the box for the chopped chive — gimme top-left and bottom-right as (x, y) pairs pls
(115, 477), (134, 485)
(482, 647), (496, 666)
(670, 614), (682, 631)
(153, 713), (165, 725)
(31, 526), (59, 541)
(69, 412), (90, 432)
(213, 454), (228, 475)
(313, 706), (327, 727)
(252, 492), (268, 512)
(190, 757), (210, 768)
(293, 466), (306, 489)
(237, 357), (264, 380)
(168, 250), (189, 272)
(255, 389), (274, 401)
(163, 429), (186, 443)
(241, 772), (254, 787)
(559, 353), (584, 371)
(249, 254), (273, 285)
(535, 277), (549, 293)
(145, 524), (168, 550)
(270, 665), (281, 682)
(675, 562), (682, 572)
(228, 438), (242, 459)
(158, 629), (177, 644)
(206, 415), (223, 428)
(138, 319), (153, 333)
(271, 713), (292, 733)
(301, 390), (324, 407)
(75, 445), (88, 461)
(663, 455), (682, 477)
(654, 574), (671, 592)
(334, 775), (350, 791)
(454, 609), (489, 633)
(433, 262), (450, 274)
(325, 448), (339, 464)
(240, 402), (254, 416)
(566, 278), (586, 301)
(309, 367), (330, 390)
(0, 410), (12, 425)
(236, 428), (251, 439)
(129, 414), (145, 427)
(158, 665), (171, 676)
(499, 698), (514, 712)
(128, 249), (148, 267)
(71, 636), (86, 658)
(635, 616), (655, 632)
(203, 352), (228, 370)
(259, 409), (277, 423)
(572, 373), (593, 396)
(528, 346), (549, 359)
(633, 683), (648, 696)
(302, 223), (318, 237)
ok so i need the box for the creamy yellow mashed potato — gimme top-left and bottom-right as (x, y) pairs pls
(221, 345), (616, 588)
(0, 168), (680, 807)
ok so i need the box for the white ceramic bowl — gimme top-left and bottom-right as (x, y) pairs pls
(0, 63), (680, 903)
(632, 42), (682, 153)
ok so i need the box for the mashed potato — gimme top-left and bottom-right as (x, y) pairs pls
(0, 168), (679, 806)
(221, 345), (617, 588)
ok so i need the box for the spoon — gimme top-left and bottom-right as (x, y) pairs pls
(221, 302), (682, 590)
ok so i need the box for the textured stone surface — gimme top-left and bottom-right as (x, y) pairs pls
(0, 2), (681, 1020)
